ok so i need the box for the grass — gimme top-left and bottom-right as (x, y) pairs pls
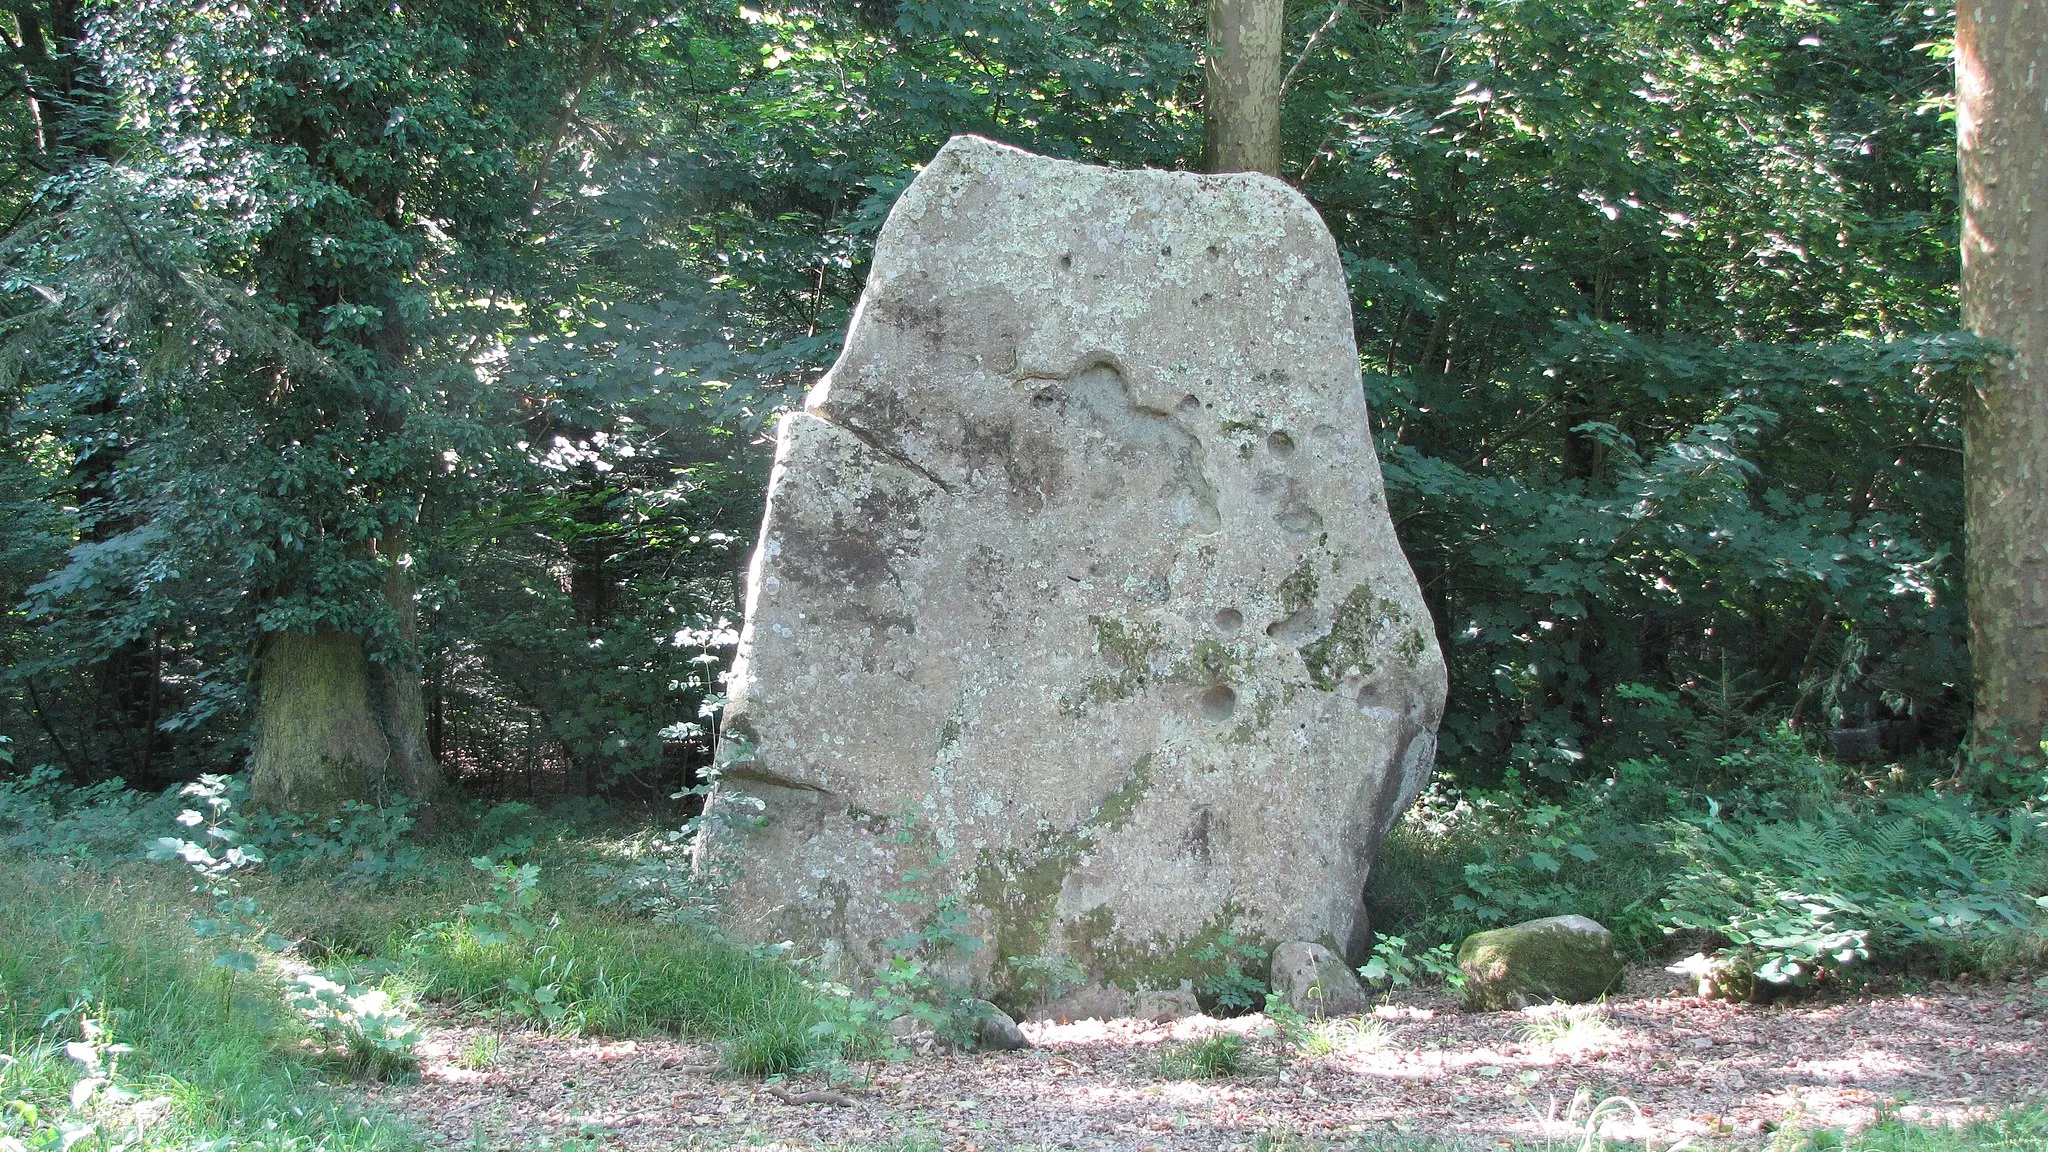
(1159, 1031), (1250, 1079)
(251, 839), (836, 1075)
(0, 853), (420, 1152)
(12, 784), (2048, 1152)
(1846, 1109), (2048, 1152)
(1299, 1015), (1394, 1058)
(1224, 1108), (2048, 1152)
(1514, 1002), (1621, 1051)
(456, 1032), (500, 1070)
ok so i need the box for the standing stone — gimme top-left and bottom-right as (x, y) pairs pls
(703, 135), (1447, 1017)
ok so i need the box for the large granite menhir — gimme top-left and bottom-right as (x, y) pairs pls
(704, 136), (1447, 1017)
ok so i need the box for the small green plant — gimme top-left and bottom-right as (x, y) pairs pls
(462, 856), (547, 947)
(1358, 934), (1465, 992)
(1192, 932), (1268, 1013)
(1159, 1032), (1247, 1079)
(146, 775), (279, 974)
(457, 1032), (503, 1071)
(1298, 1015), (1392, 1058)
(285, 971), (423, 1079)
(805, 817), (988, 1059)
(1006, 952), (1087, 1011)
(0, 1013), (144, 1152)
(503, 973), (570, 1026)
(1262, 993), (1314, 1054)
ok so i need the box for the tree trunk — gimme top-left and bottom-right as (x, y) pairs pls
(1203, 0), (1284, 176)
(250, 564), (443, 813)
(1960, 0), (2048, 746)
(250, 630), (395, 811)
(372, 558), (445, 811)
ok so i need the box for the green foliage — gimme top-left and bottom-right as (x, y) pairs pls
(460, 856), (547, 948)
(1663, 789), (2048, 990)
(1372, 721), (2048, 992)
(1191, 932), (1269, 1014)
(1358, 935), (1465, 993)
(284, 971), (424, 1081)
(587, 826), (724, 928)
(1004, 952), (1088, 1011)
(809, 823), (989, 1056)
(0, 767), (175, 858)
(145, 775), (425, 1077)
(247, 800), (430, 888)
(1305, 0), (1983, 783)
(1367, 777), (1673, 958)
(1262, 993), (1313, 1051)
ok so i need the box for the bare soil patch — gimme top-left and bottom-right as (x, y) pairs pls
(364, 967), (2048, 1150)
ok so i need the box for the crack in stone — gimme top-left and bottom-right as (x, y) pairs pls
(808, 406), (958, 494)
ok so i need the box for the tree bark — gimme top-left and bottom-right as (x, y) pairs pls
(249, 630), (396, 811)
(1960, 0), (2048, 746)
(1203, 0), (1284, 176)
(251, 561), (443, 814)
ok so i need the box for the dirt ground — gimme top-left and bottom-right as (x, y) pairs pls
(363, 966), (2048, 1151)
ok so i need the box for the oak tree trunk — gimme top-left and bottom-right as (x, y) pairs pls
(1960, 0), (2048, 745)
(1203, 0), (1284, 176)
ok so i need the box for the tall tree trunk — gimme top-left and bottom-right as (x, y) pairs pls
(250, 630), (395, 811)
(1203, 0), (1284, 176)
(250, 266), (443, 813)
(1960, 0), (2048, 746)
(372, 557), (445, 810)
(251, 564), (442, 813)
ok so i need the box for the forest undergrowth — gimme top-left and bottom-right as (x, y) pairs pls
(3, 726), (2047, 1152)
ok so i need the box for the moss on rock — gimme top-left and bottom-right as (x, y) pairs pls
(1456, 914), (1624, 1011)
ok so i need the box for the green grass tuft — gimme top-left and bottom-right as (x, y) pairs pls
(1159, 1032), (1249, 1079)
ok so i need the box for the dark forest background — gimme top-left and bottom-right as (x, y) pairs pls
(0, 0), (1978, 803)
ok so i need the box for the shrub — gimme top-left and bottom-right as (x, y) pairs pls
(1663, 789), (2048, 991)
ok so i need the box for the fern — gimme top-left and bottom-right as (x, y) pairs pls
(1663, 790), (2048, 989)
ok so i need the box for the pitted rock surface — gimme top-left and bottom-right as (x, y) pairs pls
(705, 135), (1446, 1015)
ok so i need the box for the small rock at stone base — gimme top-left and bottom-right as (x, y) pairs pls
(1132, 987), (1203, 1022)
(1270, 941), (1371, 1017)
(969, 999), (1030, 1051)
(885, 1012), (940, 1055)
(1456, 914), (1624, 1011)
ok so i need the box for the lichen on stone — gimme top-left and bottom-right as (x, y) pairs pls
(1278, 555), (1321, 616)
(1298, 584), (1408, 691)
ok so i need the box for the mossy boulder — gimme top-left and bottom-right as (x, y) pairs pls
(1456, 915), (1623, 1011)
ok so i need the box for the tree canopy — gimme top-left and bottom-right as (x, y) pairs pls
(0, 0), (1998, 802)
